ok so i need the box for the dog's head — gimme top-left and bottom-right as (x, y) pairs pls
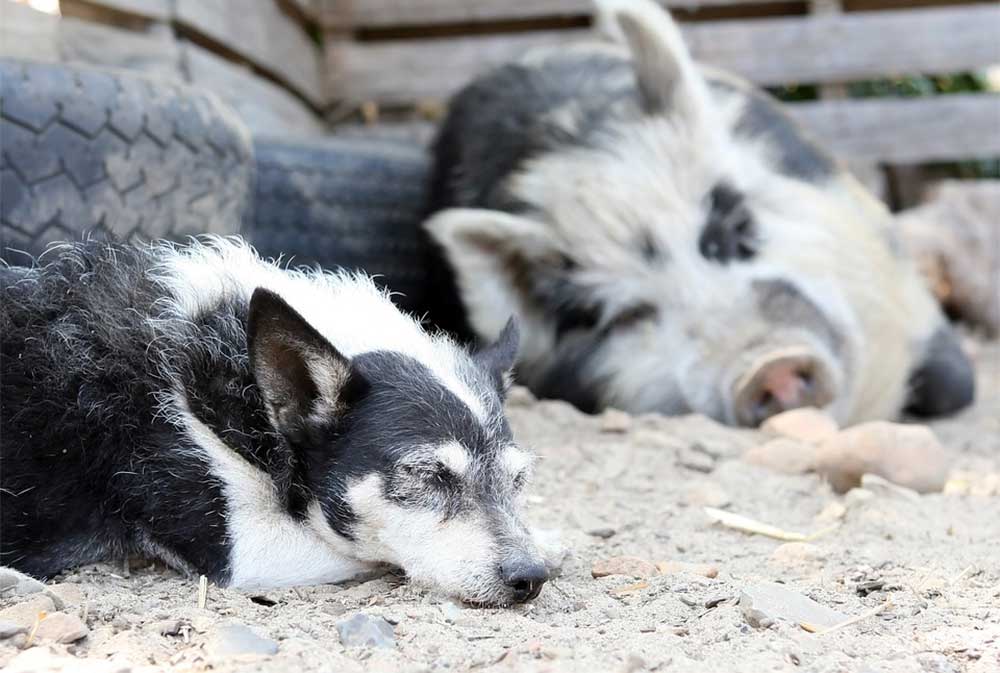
(246, 288), (547, 605)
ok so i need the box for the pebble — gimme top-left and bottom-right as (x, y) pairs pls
(34, 612), (89, 643)
(813, 501), (847, 524)
(45, 584), (84, 607)
(591, 556), (659, 579)
(655, 561), (719, 578)
(439, 601), (464, 623)
(816, 421), (950, 493)
(0, 620), (27, 639)
(744, 438), (817, 475)
(207, 622), (279, 657)
(740, 582), (848, 629)
(336, 613), (396, 649)
(0, 595), (57, 627)
(770, 542), (825, 566)
(682, 481), (731, 508)
(676, 447), (715, 473)
(761, 408), (839, 444)
(146, 619), (183, 636)
(586, 527), (617, 539)
(600, 408), (632, 433)
(0, 568), (64, 609)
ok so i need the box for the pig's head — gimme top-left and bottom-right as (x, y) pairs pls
(425, 0), (974, 426)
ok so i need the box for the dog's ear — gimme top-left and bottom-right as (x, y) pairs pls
(474, 316), (520, 395)
(425, 207), (563, 343)
(247, 288), (356, 443)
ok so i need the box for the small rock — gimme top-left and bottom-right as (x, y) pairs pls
(682, 481), (731, 508)
(744, 438), (817, 475)
(146, 619), (183, 636)
(45, 584), (84, 608)
(740, 582), (848, 629)
(918, 652), (959, 673)
(0, 568), (64, 610)
(761, 408), (839, 444)
(816, 422), (950, 494)
(676, 447), (715, 473)
(0, 595), (56, 627)
(439, 601), (463, 623)
(336, 613), (396, 649)
(813, 501), (847, 524)
(0, 620), (27, 639)
(591, 556), (659, 579)
(600, 408), (632, 433)
(655, 561), (719, 578)
(586, 527), (617, 539)
(861, 473), (921, 500)
(34, 612), (89, 644)
(207, 622), (279, 657)
(770, 542), (825, 566)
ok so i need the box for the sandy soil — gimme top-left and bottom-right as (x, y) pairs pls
(2, 340), (998, 673)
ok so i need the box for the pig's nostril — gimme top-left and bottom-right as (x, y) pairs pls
(735, 352), (834, 426)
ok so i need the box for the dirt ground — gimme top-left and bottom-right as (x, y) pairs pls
(2, 339), (997, 673)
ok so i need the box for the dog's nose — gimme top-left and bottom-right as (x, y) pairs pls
(734, 353), (834, 426)
(500, 559), (548, 603)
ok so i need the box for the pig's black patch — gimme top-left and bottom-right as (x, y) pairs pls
(716, 82), (836, 183)
(905, 325), (975, 417)
(699, 182), (758, 264)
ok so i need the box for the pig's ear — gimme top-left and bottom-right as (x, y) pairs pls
(473, 316), (520, 395)
(424, 208), (562, 342)
(596, 0), (711, 119)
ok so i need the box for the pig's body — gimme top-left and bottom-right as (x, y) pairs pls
(425, 0), (973, 426)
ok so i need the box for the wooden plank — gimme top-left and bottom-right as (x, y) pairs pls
(330, 5), (1000, 103)
(340, 93), (1000, 166)
(342, 0), (797, 29)
(0, 0), (181, 78)
(174, 0), (325, 106)
(62, 0), (172, 21)
(183, 42), (326, 137)
(791, 94), (1000, 164)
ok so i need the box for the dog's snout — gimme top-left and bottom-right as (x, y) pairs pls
(734, 352), (835, 426)
(500, 559), (548, 603)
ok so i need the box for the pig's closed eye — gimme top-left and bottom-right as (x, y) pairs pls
(400, 461), (458, 489)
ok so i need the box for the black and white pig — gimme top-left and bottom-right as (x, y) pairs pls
(424, 0), (974, 426)
(1, 238), (548, 605)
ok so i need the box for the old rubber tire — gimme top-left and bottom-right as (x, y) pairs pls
(248, 136), (434, 314)
(1, 59), (252, 263)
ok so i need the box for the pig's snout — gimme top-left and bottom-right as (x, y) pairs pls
(734, 352), (835, 426)
(500, 556), (548, 603)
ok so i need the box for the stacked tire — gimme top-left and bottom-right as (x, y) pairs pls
(1, 59), (434, 313)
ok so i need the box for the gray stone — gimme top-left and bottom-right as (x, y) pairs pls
(34, 611), (89, 643)
(0, 568), (65, 609)
(740, 583), (848, 629)
(439, 601), (464, 623)
(207, 622), (279, 657)
(336, 613), (396, 649)
(0, 620), (27, 639)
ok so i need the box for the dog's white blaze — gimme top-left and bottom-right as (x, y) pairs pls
(435, 441), (471, 476)
(346, 475), (499, 601)
(179, 405), (374, 589)
(501, 445), (533, 477)
(155, 237), (489, 424)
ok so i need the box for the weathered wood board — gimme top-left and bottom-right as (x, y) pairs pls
(328, 5), (1000, 103)
(174, 0), (325, 106)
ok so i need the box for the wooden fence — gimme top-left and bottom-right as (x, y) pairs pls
(2, 0), (998, 203)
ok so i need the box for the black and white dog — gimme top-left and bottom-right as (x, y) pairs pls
(0, 238), (547, 605)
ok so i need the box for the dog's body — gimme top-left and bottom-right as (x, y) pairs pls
(426, 0), (974, 426)
(1, 239), (547, 603)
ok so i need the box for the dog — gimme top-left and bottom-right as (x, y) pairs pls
(424, 0), (974, 426)
(0, 238), (547, 605)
